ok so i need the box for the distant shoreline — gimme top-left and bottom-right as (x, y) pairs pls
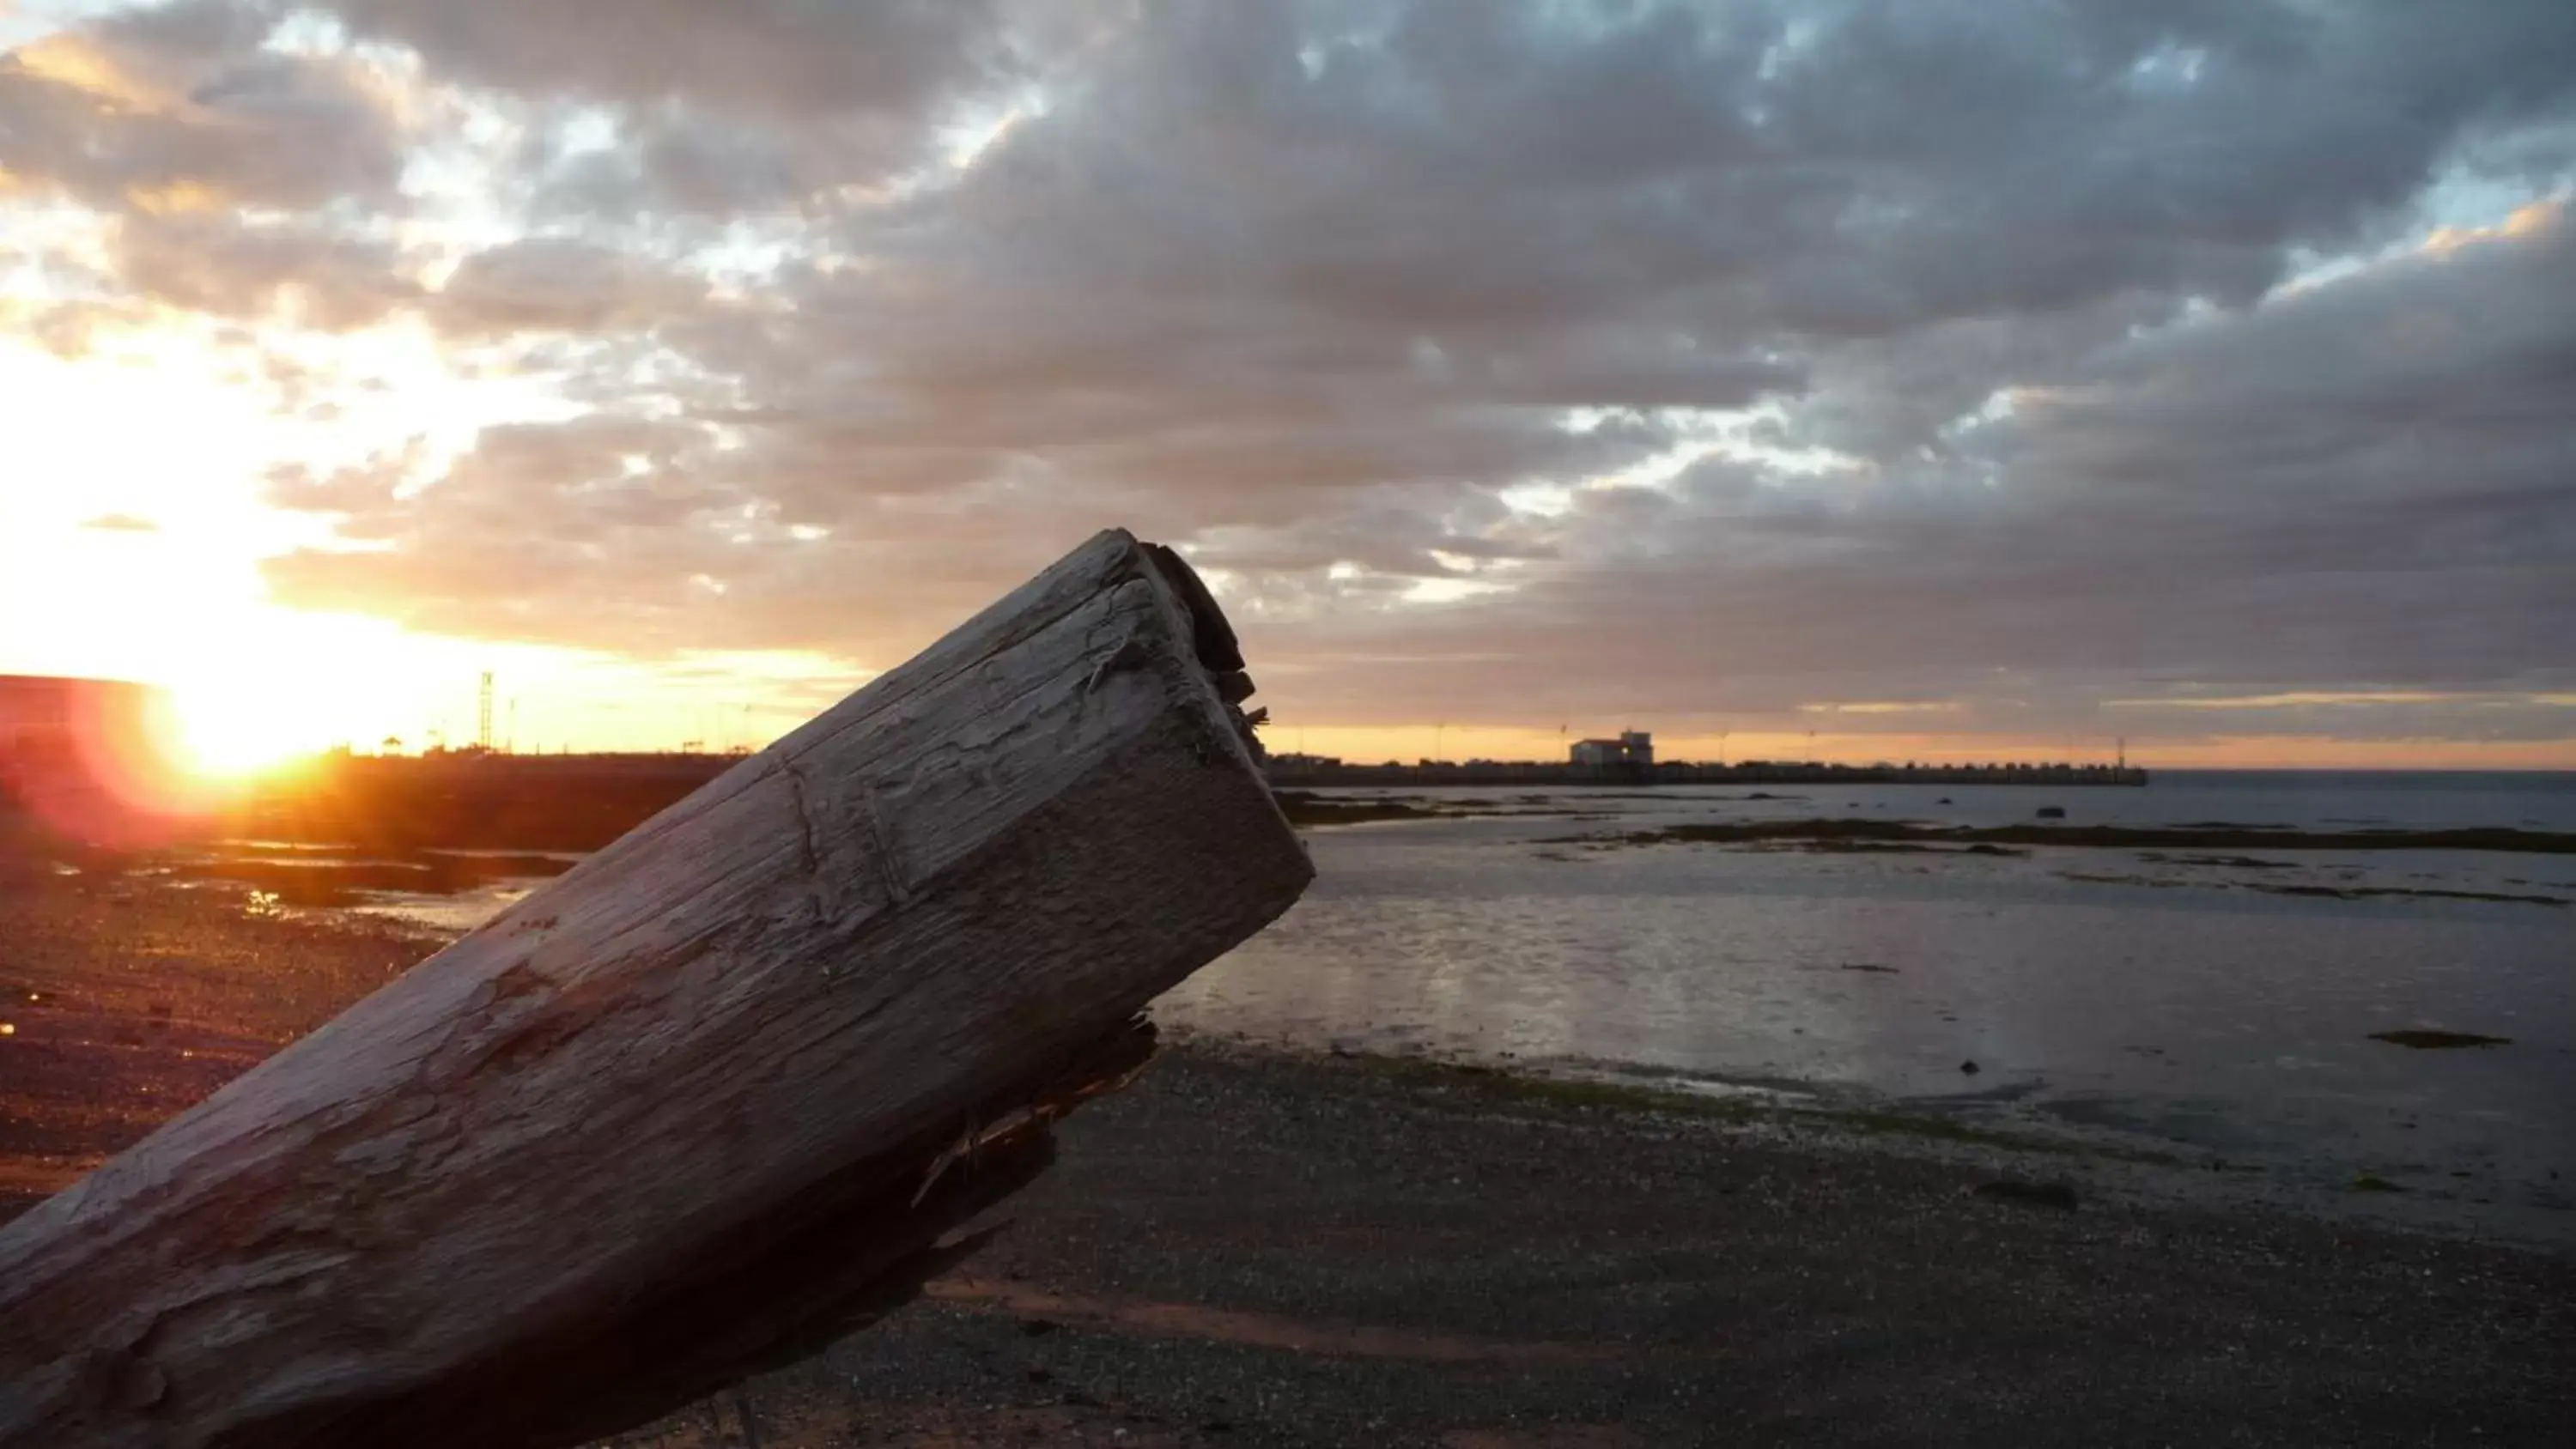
(1267, 760), (2148, 788)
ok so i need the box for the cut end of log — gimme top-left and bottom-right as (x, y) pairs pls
(1139, 540), (1265, 761)
(0, 531), (1312, 1449)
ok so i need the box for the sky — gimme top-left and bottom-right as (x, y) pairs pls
(3, 0), (2573, 771)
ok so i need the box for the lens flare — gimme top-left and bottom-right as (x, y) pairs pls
(0, 676), (224, 846)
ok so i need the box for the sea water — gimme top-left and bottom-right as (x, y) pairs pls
(1157, 773), (2576, 1233)
(311, 770), (2574, 1234)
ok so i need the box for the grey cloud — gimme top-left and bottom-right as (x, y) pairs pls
(430, 238), (709, 337)
(1245, 208), (2576, 731)
(0, 1), (404, 213)
(27, 0), (2559, 747)
(109, 212), (420, 329)
(321, 0), (1032, 214)
(1, 0), (416, 339)
(640, 0), (2572, 543)
(264, 421), (1116, 658)
(264, 443), (420, 524)
(1996, 215), (2576, 516)
(1188, 492), (1556, 581)
(890, 0), (2576, 349)
(324, 0), (1008, 122)
(264, 414), (799, 652)
(527, 114), (817, 221)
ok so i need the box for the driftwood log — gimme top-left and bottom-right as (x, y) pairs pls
(0, 530), (1312, 1448)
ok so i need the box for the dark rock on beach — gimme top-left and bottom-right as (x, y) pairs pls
(2371, 1029), (2513, 1050)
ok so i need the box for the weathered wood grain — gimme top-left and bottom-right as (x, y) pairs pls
(0, 530), (1312, 1449)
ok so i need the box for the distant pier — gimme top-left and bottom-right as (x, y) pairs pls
(1263, 758), (2148, 788)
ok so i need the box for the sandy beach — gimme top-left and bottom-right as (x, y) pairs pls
(3, 827), (2569, 1447)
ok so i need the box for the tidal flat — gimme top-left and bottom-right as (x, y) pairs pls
(3, 815), (2570, 1446)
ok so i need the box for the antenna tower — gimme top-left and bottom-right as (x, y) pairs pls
(477, 671), (495, 751)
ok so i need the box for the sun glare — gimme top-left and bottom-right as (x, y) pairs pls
(171, 683), (314, 780)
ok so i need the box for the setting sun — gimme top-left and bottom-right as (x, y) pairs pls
(169, 682), (316, 780)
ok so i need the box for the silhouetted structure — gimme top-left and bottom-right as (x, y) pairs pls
(1570, 730), (1655, 779)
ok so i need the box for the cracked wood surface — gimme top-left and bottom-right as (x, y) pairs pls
(0, 530), (1312, 1449)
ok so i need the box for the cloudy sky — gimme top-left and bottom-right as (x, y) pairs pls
(3, 0), (2572, 768)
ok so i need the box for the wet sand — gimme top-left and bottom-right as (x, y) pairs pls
(0, 824), (424, 1209)
(3, 832), (2568, 1446)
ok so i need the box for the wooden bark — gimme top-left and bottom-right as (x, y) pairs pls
(0, 530), (1312, 1449)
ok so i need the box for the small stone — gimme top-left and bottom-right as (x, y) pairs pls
(1975, 1179), (2078, 1210)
